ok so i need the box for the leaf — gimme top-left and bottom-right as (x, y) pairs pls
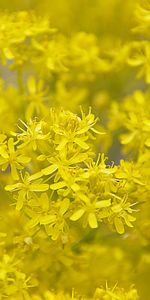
(114, 217), (125, 234)
(50, 181), (66, 190)
(88, 212), (98, 228)
(70, 209), (85, 221)
(42, 164), (58, 175)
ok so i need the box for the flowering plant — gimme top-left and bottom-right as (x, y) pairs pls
(0, 1), (150, 299)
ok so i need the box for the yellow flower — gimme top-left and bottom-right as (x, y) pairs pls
(16, 119), (50, 151)
(127, 41), (150, 83)
(70, 193), (111, 229)
(25, 76), (48, 121)
(0, 137), (31, 180)
(5, 172), (49, 210)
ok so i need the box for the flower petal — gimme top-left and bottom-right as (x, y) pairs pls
(88, 212), (98, 228)
(70, 209), (85, 221)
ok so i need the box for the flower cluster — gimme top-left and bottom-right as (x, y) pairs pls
(0, 1), (150, 299)
(1, 109), (141, 242)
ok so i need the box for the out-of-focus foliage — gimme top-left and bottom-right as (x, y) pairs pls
(0, 0), (150, 299)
